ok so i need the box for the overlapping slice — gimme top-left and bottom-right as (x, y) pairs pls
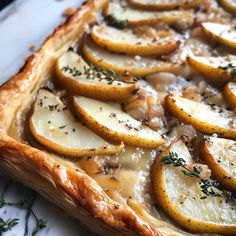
(30, 89), (123, 157)
(128, 0), (204, 10)
(165, 94), (236, 138)
(202, 23), (236, 49)
(224, 82), (236, 108)
(72, 96), (165, 148)
(152, 139), (236, 234)
(187, 56), (236, 85)
(55, 50), (139, 101)
(201, 136), (236, 191)
(104, 1), (194, 26)
(91, 24), (180, 56)
(220, 0), (236, 14)
(83, 38), (174, 76)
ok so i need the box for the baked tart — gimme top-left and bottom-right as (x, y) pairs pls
(0, 0), (236, 235)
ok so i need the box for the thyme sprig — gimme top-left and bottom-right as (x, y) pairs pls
(162, 152), (222, 198)
(62, 64), (140, 85)
(62, 65), (82, 77)
(84, 66), (116, 85)
(0, 218), (18, 232)
(0, 195), (47, 235)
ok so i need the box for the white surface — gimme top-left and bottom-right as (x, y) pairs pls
(0, 0), (96, 235)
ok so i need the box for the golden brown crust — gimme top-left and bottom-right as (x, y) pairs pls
(0, 1), (161, 235)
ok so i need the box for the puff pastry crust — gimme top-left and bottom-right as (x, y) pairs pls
(0, 0), (235, 235)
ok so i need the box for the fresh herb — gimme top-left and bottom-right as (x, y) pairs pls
(161, 152), (222, 198)
(162, 152), (186, 167)
(58, 125), (66, 129)
(200, 179), (220, 197)
(31, 216), (47, 236)
(0, 195), (47, 235)
(62, 65), (82, 77)
(0, 218), (18, 232)
(84, 66), (117, 85)
(105, 14), (128, 29)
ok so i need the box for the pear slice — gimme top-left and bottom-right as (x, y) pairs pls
(224, 82), (236, 108)
(152, 138), (236, 234)
(72, 96), (165, 148)
(82, 38), (174, 76)
(201, 136), (236, 191)
(128, 0), (204, 10)
(220, 0), (236, 14)
(104, 1), (194, 26)
(30, 89), (123, 157)
(165, 94), (236, 139)
(187, 56), (236, 85)
(55, 50), (139, 101)
(202, 22), (236, 49)
(91, 24), (180, 57)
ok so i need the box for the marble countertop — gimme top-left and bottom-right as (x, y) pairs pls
(0, 1), (96, 235)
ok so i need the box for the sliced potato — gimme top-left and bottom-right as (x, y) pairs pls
(72, 96), (165, 148)
(201, 136), (236, 191)
(83, 38), (174, 76)
(224, 82), (236, 108)
(187, 56), (236, 85)
(128, 0), (204, 10)
(91, 24), (180, 57)
(104, 1), (194, 26)
(152, 139), (236, 234)
(220, 0), (236, 14)
(30, 89), (123, 157)
(55, 50), (139, 101)
(202, 22), (236, 49)
(165, 94), (236, 139)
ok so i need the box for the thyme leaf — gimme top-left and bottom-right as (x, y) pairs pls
(0, 195), (47, 235)
(62, 65), (82, 77)
(31, 219), (47, 236)
(162, 151), (186, 167)
(0, 218), (18, 232)
(83, 65), (117, 85)
(161, 152), (226, 198)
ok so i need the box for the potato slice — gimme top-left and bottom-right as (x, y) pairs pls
(128, 0), (204, 10)
(104, 0), (194, 26)
(202, 22), (236, 49)
(224, 82), (236, 108)
(72, 96), (165, 148)
(83, 38), (174, 76)
(220, 0), (236, 14)
(30, 89), (123, 157)
(91, 24), (180, 57)
(55, 50), (139, 101)
(152, 139), (236, 234)
(201, 136), (236, 191)
(187, 56), (236, 85)
(165, 94), (236, 138)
